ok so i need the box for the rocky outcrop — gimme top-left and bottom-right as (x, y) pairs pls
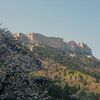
(13, 32), (29, 44)
(13, 32), (92, 55)
(65, 41), (92, 55)
(78, 42), (92, 55)
(27, 33), (64, 48)
(67, 41), (78, 52)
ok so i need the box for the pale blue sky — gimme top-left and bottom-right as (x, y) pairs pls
(0, 0), (100, 58)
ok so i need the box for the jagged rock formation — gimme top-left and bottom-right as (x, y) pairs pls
(13, 32), (29, 44)
(78, 41), (92, 55)
(13, 32), (92, 55)
(65, 41), (92, 55)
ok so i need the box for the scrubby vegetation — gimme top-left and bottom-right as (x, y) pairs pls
(0, 27), (100, 100)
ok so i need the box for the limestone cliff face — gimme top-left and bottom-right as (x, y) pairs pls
(13, 32), (92, 55)
(27, 33), (64, 48)
(13, 32), (29, 43)
(67, 41), (78, 51)
(78, 42), (92, 55)
(65, 41), (92, 55)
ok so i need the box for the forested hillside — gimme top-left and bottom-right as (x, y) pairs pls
(0, 28), (100, 100)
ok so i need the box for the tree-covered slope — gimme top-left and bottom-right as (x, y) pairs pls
(0, 27), (100, 100)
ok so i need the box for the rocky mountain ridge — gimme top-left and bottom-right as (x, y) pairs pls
(13, 32), (92, 55)
(0, 28), (100, 100)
